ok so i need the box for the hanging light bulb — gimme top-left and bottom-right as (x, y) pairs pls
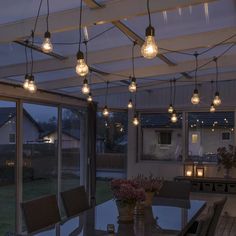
(171, 110), (178, 123)
(129, 77), (137, 93)
(132, 114), (139, 126)
(102, 105), (109, 117)
(141, 26), (158, 59)
(191, 89), (200, 105)
(213, 92), (221, 106)
(168, 104), (174, 114)
(23, 74), (30, 90)
(210, 103), (216, 113)
(128, 99), (133, 109)
(87, 92), (93, 102)
(81, 78), (90, 95)
(41, 31), (53, 53)
(27, 75), (37, 93)
(76, 51), (89, 76)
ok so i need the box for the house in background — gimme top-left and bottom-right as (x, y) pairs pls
(0, 107), (42, 145)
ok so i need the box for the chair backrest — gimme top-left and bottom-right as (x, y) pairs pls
(206, 197), (227, 236)
(195, 206), (214, 236)
(157, 181), (191, 200)
(21, 194), (61, 234)
(61, 186), (89, 217)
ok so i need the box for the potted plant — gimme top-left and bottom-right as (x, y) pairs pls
(111, 179), (145, 222)
(133, 174), (163, 206)
(217, 145), (236, 178)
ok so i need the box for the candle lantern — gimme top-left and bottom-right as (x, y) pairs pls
(183, 162), (194, 177)
(196, 163), (205, 177)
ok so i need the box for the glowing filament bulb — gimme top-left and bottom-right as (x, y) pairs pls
(213, 92), (221, 106)
(191, 89), (200, 105)
(41, 31), (53, 53)
(87, 93), (93, 102)
(171, 111), (178, 123)
(168, 104), (174, 114)
(127, 99), (133, 109)
(129, 78), (137, 93)
(28, 75), (37, 93)
(102, 105), (109, 117)
(132, 115), (139, 126)
(76, 51), (89, 76)
(82, 79), (90, 95)
(210, 103), (216, 113)
(23, 74), (30, 90)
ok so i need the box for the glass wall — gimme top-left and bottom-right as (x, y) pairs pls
(96, 111), (128, 204)
(61, 107), (81, 191)
(22, 103), (58, 201)
(188, 112), (234, 162)
(140, 113), (183, 161)
(0, 100), (16, 235)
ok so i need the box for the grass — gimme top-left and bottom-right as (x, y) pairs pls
(0, 178), (112, 235)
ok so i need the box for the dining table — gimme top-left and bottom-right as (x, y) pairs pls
(33, 198), (206, 236)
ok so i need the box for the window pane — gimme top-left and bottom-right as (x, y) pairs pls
(23, 103), (58, 201)
(188, 112), (234, 162)
(96, 111), (127, 204)
(0, 100), (16, 235)
(140, 113), (183, 161)
(61, 107), (81, 191)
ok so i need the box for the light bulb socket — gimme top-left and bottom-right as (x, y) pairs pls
(215, 91), (220, 96)
(77, 51), (84, 60)
(83, 78), (88, 84)
(145, 25), (155, 37)
(29, 75), (34, 81)
(131, 77), (136, 82)
(25, 74), (29, 80)
(193, 89), (198, 94)
(44, 31), (51, 39)
(211, 102), (214, 106)
(129, 99), (132, 103)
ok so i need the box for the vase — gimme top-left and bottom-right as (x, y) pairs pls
(144, 191), (155, 207)
(116, 200), (135, 223)
(224, 168), (231, 178)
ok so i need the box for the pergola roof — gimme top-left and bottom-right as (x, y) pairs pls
(0, 0), (235, 102)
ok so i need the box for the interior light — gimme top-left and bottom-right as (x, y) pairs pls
(132, 115), (139, 126)
(171, 110), (178, 123)
(82, 78), (90, 95)
(213, 92), (221, 106)
(191, 89), (200, 105)
(42, 31), (53, 53)
(76, 51), (89, 76)
(23, 74), (30, 90)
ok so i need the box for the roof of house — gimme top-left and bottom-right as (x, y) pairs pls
(0, 107), (43, 131)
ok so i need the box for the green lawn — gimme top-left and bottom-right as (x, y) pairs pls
(0, 178), (112, 235)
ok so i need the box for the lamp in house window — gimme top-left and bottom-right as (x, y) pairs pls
(184, 162), (194, 177)
(196, 164), (205, 177)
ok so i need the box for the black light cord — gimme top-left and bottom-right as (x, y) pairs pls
(105, 81), (109, 105)
(78, 0), (83, 52)
(33, 0), (43, 35)
(132, 41), (136, 78)
(85, 40), (88, 65)
(30, 31), (34, 75)
(211, 80), (214, 99)
(173, 79), (176, 106)
(214, 57), (219, 92)
(24, 45), (28, 75)
(194, 52), (199, 89)
(46, 0), (50, 32)
(169, 79), (172, 104)
(147, 0), (152, 26)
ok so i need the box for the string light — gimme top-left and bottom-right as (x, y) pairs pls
(132, 114), (139, 126)
(191, 53), (200, 105)
(23, 74), (30, 90)
(81, 78), (90, 94)
(103, 81), (110, 117)
(87, 93), (93, 103)
(23, 45), (30, 90)
(129, 77), (137, 93)
(41, 0), (53, 53)
(168, 80), (174, 113)
(28, 75), (37, 93)
(128, 99), (133, 109)
(213, 57), (222, 106)
(171, 110), (178, 123)
(168, 104), (174, 114)
(76, 0), (88, 76)
(141, 0), (158, 59)
(210, 103), (216, 113)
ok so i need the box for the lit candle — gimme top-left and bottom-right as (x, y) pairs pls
(186, 170), (192, 176)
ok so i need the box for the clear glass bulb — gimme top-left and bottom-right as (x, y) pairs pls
(191, 90), (200, 105)
(76, 59), (89, 77)
(28, 80), (37, 93)
(213, 92), (221, 106)
(82, 82), (90, 95)
(132, 116), (139, 126)
(129, 81), (137, 93)
(103, 106), (109, 117)
(168, 104), (174, 114)
(141, 35), (158, 59)
(87, 93), (93, 102)
(23, 76), (29, 90)
(210, 103), (216, 113)
(127, 100), (133, 109)
(42, 37), (53, 53)
(171, 112), (178, 123)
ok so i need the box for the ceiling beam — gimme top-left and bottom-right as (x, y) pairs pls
(90, 71), (236, 96)
(36, 53), (236, 90)
(1, 27), (235, 79)
(0, 0), (217, 43)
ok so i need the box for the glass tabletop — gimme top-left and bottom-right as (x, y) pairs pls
(34, 199), (206, 236)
